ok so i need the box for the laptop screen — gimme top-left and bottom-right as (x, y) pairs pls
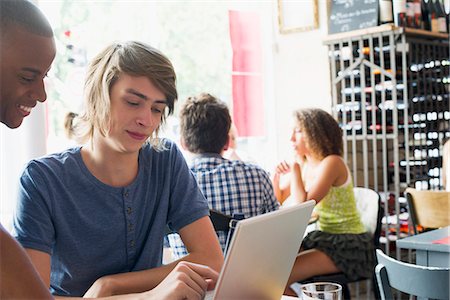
(209, 200), (315, 300)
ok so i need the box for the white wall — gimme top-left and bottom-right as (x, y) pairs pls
(0, 102), (47, 230)
(271, 0), (332, 162)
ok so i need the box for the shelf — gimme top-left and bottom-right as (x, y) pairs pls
(343, 134), (397, 140)
(324, 24), (400, 43)
(324, 24), (449, 43)
(404, 27), (450, 40)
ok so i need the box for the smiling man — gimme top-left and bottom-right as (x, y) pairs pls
(0, 1), (56, 298)
(0, 0), (56, 129)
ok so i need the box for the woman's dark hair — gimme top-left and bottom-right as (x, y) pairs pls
(294, 108), (343, 158)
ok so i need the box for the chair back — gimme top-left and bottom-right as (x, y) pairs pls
(375, 249), (450, 300)
(405, 188), (450, 234)
(354, 187), (383, 248)
(209, 209), (245, 256)
(165, 209), (232, 236)
(209, 209), (233, 232)
(165, 210), (242, 258)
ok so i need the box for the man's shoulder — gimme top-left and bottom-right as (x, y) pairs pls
(194, 158), (270, 178)
(230, 160), (270, 174)
(140, 139), (180, 157)
(21, 147), (83, 184)
(27, 147), (81, 168)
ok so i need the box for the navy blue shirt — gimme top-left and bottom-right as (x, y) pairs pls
(13, 140), (209, 296)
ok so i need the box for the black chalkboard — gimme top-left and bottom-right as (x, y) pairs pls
(329, 0), (379, 34)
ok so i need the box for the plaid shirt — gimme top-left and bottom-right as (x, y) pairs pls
(168, 153), (279, 258)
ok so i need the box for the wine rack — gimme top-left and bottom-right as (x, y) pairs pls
(324, 24), (449, 255)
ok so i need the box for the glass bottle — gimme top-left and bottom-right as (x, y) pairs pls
(406, 0), (416, 27)
(379, 0), (394, 24)
(394, 0), (407, 26)
(435, 0), (448, 32)
(421, 0), (432, 30)
(430, 0), (440, 32)
(413, 0), (423, 28)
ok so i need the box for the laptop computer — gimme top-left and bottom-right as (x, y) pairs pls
(205, 200), (315, 300)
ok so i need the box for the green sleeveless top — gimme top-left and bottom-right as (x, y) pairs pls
(314, 173), (365, 234)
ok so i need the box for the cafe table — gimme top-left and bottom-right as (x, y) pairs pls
(396, 226), (450, 267)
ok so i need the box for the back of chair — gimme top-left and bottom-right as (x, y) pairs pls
(405, 188), (450, 234)
(166, 209), (232, 235)
(375, 249), (450, 300)
(209, 209), (233, 232)
(209, 209), (245, 256)
(354, 187), (383, 248)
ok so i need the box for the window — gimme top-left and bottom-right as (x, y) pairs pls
(1, 1), (277, 229)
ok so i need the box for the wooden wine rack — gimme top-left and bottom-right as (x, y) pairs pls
(324, 25), (449, 256)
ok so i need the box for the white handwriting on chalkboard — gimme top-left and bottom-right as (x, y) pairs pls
(334, 0), (354, 8)
(340, 24), (351, 32)
(361, 8), (377, 15)
(330, 7), (377, 25)
(359, 20), (378, 29)
(329, 0), (379, 34)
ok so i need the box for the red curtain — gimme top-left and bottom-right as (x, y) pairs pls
(229, 10), (264, 137)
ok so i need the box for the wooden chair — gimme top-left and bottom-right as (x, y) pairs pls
(300, 187), (383, 299)
(375, 249), (450, 300)
(405, 188), (450, 235)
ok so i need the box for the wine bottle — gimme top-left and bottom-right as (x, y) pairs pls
(393, 0), (407, 26)
(421, 0), (432, 30)
(444, 0), (450, 33)
(379, 0), (394, 24)
(413, 0), (422, 28)
(430, 0), (440, 31)
(406, 0), (416, 27)
(435, 0), (448, 32)
(330, 45), (373, 61)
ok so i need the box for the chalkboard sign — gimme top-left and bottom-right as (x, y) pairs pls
(329, 0), (379, 34)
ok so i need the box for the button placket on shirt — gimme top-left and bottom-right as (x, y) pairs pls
(123, 188), (136, 261)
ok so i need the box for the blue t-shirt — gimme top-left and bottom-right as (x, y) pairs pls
(13, 140), (209, 296)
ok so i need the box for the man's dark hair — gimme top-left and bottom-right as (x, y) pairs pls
(180, 93), (232, 154)
(0, 0), (53, 37)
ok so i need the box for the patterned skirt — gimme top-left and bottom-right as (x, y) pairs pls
(302, 230), (375, 280)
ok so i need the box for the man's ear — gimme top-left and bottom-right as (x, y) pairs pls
(223, 135), (230, 151)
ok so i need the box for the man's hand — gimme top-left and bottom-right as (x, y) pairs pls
(84, 276), (115, 298)
(84, 261), (219, 299)
(143, 261), (219, 300)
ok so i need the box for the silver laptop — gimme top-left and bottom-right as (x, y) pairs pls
(206, 200), (315, 300)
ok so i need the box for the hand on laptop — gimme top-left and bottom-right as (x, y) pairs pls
(83, 261), (218, 299)
(146, 261), (219, 300)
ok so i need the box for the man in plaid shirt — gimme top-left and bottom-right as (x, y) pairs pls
(168, 93), (279, 258)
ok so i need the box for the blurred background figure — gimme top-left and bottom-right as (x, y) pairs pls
(270, 108), (374, 296)
(223, 123), (241, 161)
(169, 93), (279, 258)
(223, 122), (256, 163)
